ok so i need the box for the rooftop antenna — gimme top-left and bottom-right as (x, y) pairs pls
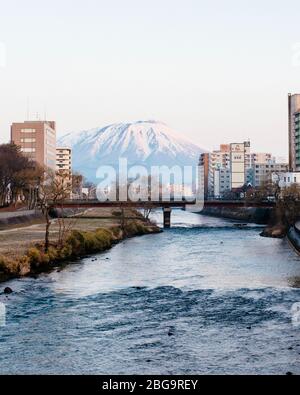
(26, 97), (30, 120)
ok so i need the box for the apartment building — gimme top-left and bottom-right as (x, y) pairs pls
(56, 147), (72, 175)
(199, 144), (230, 198)
(251, 152), (272, 164)
(274, 172), (300, 188)
(230, 142), (250, 189)
(288, 93), (300, 171)
(200, 140), (282, 197)
(293, 110), (300, 171)
(253, 162), (288, 187)
(11, 120), (56, 170)
(213, 167), (231, 198)
(199, 139), (287, 197)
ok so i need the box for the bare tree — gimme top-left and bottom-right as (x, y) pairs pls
(278, 184), (300, 226)
(38, 169), (72, 252)
(0, 143), (35, 207)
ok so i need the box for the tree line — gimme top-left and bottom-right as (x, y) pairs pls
(0, 143), (44, 208)
(0, 142), (84, 209)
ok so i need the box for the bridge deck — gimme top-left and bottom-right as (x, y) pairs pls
(49, 200), (275, 209)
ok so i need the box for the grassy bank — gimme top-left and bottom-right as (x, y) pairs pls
(0, 208), (160, 282)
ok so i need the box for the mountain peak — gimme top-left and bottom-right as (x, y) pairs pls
(58, 121), (204, 182)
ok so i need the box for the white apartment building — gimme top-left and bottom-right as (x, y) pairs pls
(56, 147), (72, 177)
(230, 142), (250, 189)
(213, 167), (231, 198)
(273, 172), (300, 188)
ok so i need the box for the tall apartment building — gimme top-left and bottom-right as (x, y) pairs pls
(199, 145), (231, 198)
(294, 110), (300, 171)
(56, 147), (72, 198)
(213, 167), (231, 198)
(230, 142), (250, 189)
(11, 120), (56, 170)
(56, 147), (72, 176)
(199, 152), (210, 198)
(288, 93), (300, 171)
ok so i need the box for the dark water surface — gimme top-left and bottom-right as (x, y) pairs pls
(0, 211), (300, 374)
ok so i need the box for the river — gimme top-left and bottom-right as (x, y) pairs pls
(0, 211), (300, 374)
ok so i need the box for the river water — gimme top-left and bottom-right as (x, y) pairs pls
(0, 211), (300, 374)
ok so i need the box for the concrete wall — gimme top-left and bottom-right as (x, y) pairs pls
(287, 226), (300, 255)
(201, 206), (273, 224)
(0, 210), (43, 228)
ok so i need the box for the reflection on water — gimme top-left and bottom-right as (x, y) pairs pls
(0, 210), (300, 374)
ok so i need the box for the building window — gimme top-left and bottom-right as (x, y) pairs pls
(21, 138), (36, 143)
(21, 147), (36, 153)
(21, 129), (36, 133)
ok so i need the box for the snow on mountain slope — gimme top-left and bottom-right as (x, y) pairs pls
(58, 121), (204, 182)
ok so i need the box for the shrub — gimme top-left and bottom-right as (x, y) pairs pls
(110, 226), (122, 240)
(27, 247), (41, 267)
(58, 244), (73, 260)
(67, 230), (84, 252)
(83, 231), (98, 252)
(47, 246), (58, 261)
(0, 255), (21, 275)
(124, 221), (139, 236)
(17, 256), (31, 276)
(82, 229), (113, 253)
(27, 247), (50, 269)
(0, 254), (31, 275)
(95, 229), (113, 249)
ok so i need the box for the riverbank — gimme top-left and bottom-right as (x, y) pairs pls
(0, 208), (160, 282)
(287, 224), (300, 256)
(201, 206), (273, 224)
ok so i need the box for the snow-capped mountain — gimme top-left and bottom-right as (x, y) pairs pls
(58, 121), (204, 182)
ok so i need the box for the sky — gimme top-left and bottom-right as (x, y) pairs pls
(0, 0), (300, 157)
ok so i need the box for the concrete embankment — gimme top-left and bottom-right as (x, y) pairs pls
(0, 210), (43, 229)
(287, 225), (300, 256)
(201, 207), (273, 224)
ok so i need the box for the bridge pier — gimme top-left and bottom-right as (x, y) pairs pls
(163, 207), (172, 228)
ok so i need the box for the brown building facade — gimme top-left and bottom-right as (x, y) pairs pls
(288, 93), (300, 171)
(11, 121), (56, 170)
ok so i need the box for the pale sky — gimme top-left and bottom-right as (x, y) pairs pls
(0, 0), (300, 157)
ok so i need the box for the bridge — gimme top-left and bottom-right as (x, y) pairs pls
(49, 199), (275, 228)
